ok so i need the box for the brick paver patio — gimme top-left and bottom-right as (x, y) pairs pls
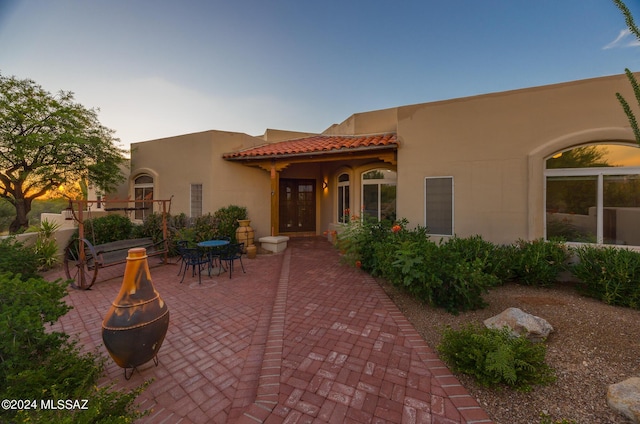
(46, 237), (492, 423)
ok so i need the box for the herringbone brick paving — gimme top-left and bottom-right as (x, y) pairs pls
(45, 237), (492, 423)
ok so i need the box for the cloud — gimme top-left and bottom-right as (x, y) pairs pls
(603, 28), (640, 49)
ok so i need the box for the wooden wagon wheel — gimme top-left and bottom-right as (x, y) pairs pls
(64, 238), (99, 290)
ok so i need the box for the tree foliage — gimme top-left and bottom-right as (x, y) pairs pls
(0, 73), (127, 233)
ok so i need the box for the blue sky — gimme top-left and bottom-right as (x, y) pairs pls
(2, 0), (640, 149)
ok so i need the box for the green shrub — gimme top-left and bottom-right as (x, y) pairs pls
(0, 237), (40, 279)
(0, 272), (147, 422)
(440, 236), (511, 284)
(437, 324), (556, 392)
(389, 236), (500, 314)
(429, 253), (497, 314)
(391, 237), (441, 302)
(509, 239), (569, 287)
(132, 211), (166, 243)
(33, 220), (61, 270)
(213, 205), (247, 242)
(571, 245), (640, 309)
(193, 213), (219, 242)
(82, 214), (134, 245)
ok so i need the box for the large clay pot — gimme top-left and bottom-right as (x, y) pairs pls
(102, 247), (169, 378)
(235, 219), (255, 253)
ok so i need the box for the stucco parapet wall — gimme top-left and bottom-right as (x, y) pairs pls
(258, 236), (289, 253)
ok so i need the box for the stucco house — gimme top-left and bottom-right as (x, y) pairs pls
(124, 73), (640, 248)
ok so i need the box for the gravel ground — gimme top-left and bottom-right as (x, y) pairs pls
(377, 278), (640, 424)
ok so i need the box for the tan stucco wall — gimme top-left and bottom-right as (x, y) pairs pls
(394, 74), (638, 244)
(127, 74), (640, 246)
(323, 108), (398, 136)
(130, 130), (272, 239)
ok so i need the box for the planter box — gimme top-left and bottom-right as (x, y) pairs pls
(258, 236), (289, 253)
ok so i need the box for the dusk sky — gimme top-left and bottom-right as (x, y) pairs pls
(2, 1), (640, 150)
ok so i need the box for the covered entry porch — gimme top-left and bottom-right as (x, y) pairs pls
(223, 134), (398, 237)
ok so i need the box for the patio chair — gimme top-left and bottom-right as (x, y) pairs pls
(176, 240), (190, 276)
(218, 242), (245, 279)
(178, 247), (209, 284)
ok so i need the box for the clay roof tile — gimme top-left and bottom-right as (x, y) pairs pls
(223, 133), (397, 160)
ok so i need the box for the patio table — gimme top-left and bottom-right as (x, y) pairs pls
(197, 239), (230, 275)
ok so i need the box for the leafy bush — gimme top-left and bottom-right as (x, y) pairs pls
(437, 324), (556, 391)
(133, 211), (167, 243)
(440, 235), (511, 284)
(391, 237), (441, 302)
(33, 219), (61, 270)
(214, 205), (247, 242)
(0, 272), (147, 422)
(337, 221), (500, 314)
(429, 248), (498, 314)
(571, 245), (640, 309)
(82, 214), (134, 245)
(509, 239), (569, 287)
(193, 213), (219, 242)
(0, 237), (40, 279)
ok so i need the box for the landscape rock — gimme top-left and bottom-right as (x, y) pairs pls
(607, 377), (640, 423)
(483, 307), (553, 342)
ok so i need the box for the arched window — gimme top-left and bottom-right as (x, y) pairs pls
(134, 174), (154, 221)
(545, 143), (640, 245)
(362, 169), (396, 222)
(337, 173), (350, 223)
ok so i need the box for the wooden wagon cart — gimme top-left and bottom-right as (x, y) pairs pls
(63, 199), (171, 290)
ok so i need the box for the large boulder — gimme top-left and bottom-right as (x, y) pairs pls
(483, 307), (553, 342)
(608, 377), (640, 423)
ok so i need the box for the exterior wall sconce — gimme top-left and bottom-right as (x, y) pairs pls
(63, 207), (73, 220)
(322, 181), (328, 190)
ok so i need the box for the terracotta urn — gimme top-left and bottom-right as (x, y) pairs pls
(102, 247), (169, 378)
(246, 244), (257, 259)
(235, 219), (255, 253)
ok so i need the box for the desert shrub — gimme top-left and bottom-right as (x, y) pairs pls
(213, 205), (247, 242)
(389, 235), (499, 314)
(437, 324), (556, 392)
(192, 213), (219, 242)
(133, 211), (166, 242)
(509, 239), (569, 287)
(0, 272), (147, 422)
(338, 223), (500, 314)
(391, 236), (441, 302)
(33, 220), (61, 270)
(82, 214), (135, 245)
(440, 235), (512, 284)
(0, 237), (40, 279)
(571, 245), (640, 309)
(430, 256), (497, 314)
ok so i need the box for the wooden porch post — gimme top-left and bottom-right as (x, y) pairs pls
(270, 160), (278, 236)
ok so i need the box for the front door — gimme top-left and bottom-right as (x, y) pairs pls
(279, 179), (316, 233)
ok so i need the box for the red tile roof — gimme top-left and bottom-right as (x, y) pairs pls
(223, 133), (397, 160)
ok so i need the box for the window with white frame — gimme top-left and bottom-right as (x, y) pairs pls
(337, 173), (350, 223)
(190, 184), (203, 218)
(134, 175), (154, 221)
(425, 176), (454, 236)
(545, 143), (640, 245)
(362, 169), (396, 222)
